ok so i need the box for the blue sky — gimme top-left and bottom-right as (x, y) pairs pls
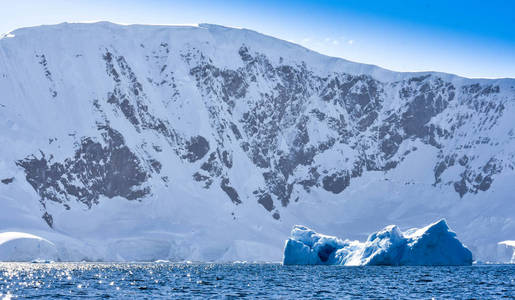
(1, 0), (514, 78)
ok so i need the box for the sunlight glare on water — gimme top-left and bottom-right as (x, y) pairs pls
(0, 263), (513, 299)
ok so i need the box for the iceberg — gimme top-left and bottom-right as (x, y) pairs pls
(283, 219), (473, 266)
(497, 241), (515, 263)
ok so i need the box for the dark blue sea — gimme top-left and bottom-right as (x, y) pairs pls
(0, 263), (513, 299)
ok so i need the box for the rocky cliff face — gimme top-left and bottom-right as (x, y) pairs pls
(0, 22), (513, 262)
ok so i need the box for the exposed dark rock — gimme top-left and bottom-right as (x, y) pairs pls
(238, 46), (253, 62)
(263, 171), (293, 207)
(193, 172), (213, 188)
(42, 212), (53, 228)
(183, 136), (210, 162)
(149, 159), (162, 174)
(104, 49), (181, 146)
(454, 179), (468, 198)
(220, 177), (241, 204)
(200, 152), (222, 177)
(103, 51), (120, 83)
(322, 172), (350, 194)
(310, 109), (326, 121)
(255, 190), (274, 212)
(221, 150), (233, 168)
(458, 155), (469, 166)
(477, 175), (492, 191)
(16, 126), (150, 214)
(1, 177), (14, 184)
(220, 69), (248, 104)
(230, 122), (242, 140)
(434, 154), (456, 184)
(298, 167), (320, 192)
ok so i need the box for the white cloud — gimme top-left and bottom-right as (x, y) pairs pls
(332, 40), (339, 45)
(348, 39), (354, 45)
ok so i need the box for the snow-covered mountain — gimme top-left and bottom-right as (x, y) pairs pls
(0, 22), (514, 262)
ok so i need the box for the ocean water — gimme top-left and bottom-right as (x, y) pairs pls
(0, 263), (513, 299)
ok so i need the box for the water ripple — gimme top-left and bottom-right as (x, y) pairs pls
(0, 263), (513, 299)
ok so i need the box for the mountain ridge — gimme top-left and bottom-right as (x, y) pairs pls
(4, 21), (514, 81)
(0, 22), (513, 262)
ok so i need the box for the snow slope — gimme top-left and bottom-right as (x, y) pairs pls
(0, 22), (514, 262)
(283, 219), (472, 266)
(0, 232), (57, 262)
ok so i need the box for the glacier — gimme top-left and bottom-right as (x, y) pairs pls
(283, 219), (473, 266)
(0, 232), (58, 262)
(0, 22), (514, 262)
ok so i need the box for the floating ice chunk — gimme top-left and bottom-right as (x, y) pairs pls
(31, 259), (54, 264)
(283, 219), (473, 266)
(154, 259), (171, 263)
(0, 232), (58, 262)
(283, 225), (348, 265)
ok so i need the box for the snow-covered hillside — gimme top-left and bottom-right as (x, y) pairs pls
(0, 22), (514, 262)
